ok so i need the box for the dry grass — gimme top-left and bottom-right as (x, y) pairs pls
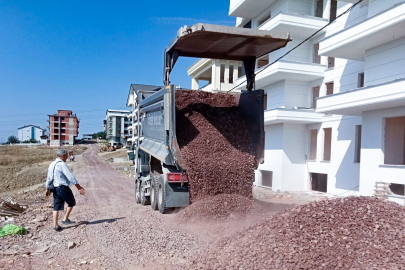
(0, 145), (88, 192)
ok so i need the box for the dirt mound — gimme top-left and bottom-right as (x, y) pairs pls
(175, 90), (256, 201)
(177, 194), (262, 223)
(194, 196), (405, 269)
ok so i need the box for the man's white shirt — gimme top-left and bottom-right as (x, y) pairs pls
(45, 158), (79, 188)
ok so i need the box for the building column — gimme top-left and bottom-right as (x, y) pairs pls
(192, 77), (199, 90)
(212, 60), (221, 90)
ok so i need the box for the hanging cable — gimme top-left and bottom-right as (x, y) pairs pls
(226, 0), (364, 93)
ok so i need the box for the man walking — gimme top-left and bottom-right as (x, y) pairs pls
(45, 149), (85, 232)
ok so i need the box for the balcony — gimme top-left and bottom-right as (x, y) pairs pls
(258, 12), (328, 38)
(319, 2), (405, 60)
(316, 77), (405, 115)
(234, 60), (325, 89)
(229, 0), (275, 17)
(265, 108), (324, 125)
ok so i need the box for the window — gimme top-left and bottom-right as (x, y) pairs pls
(312, 86), (320, 108)
(60, 117), (65, 121)
(328, 57), (335, 68)
(257, 54), (269, 69)
(330, 0), (337, 22)
(238, 66), (243, 78)
(258, 13), (271, 27)
(54, 135), (59, 140)
(313, 43), (321, 64)
(355, 125), (362, 163)
(310, 129), (318, 160)
(389, 184), (405, 196)
(311, 173), (327, 192)
(358, 72), (365, 88)
(54, 117), (59, 121)
(243, 20), (252, 29)
(323, 128), (332, 161)
(326, 82), (334, 95)
(229, 65), (234, 84)
(264, 93), (268, 111)
(261, 170), (273, 187)
(384, 117), (405, 165)
(220, 64), (225, 83)
(315, 0), (324, 18)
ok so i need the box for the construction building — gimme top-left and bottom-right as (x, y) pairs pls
(186, 0), (405, 204)
(187, 59), (243, 92)
(47, 110), (79, 146)
(17, 125), (46, 142)
(104, 109), (131, 146)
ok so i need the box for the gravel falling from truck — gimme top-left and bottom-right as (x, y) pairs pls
(175, 90), (256, 202)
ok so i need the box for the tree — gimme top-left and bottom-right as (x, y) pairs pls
(92, 131), (106, 140)
(7, 135), (19, 144)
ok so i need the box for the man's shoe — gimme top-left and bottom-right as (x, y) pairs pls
(53, 225), (63, 232)
(62, 219), (76, 224)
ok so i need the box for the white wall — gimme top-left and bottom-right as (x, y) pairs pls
(18, 126), (44, 142)
(368, 0), (402, 17)
(360, 106), (405, 199)
(364, 36), (405, 86)
(307, 116), (362, 194)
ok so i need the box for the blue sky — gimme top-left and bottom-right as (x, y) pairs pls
(0, 0), (234, 141)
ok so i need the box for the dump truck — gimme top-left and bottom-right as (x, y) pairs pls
(132, 23), (290, 213)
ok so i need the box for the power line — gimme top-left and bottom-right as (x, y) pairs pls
(226, 0), (364, 93)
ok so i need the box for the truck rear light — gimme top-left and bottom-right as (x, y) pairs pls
(167, 173), (188, 182)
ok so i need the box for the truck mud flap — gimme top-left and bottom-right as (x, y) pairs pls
(237, 90), (265, 167)
(165, 182), (190, 208)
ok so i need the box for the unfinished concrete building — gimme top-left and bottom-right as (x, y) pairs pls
(105, 109), (131, 146)
(47, 110), (79, 146)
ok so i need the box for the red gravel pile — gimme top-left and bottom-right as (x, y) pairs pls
(193, 196), (405, 269)
(175, 90), (256, 201)
(177, 194), (262, 223)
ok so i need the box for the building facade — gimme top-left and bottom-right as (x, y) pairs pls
(47, 110), (79, 146)
(187, 59), (243, 92)
(17, 125), (46, 142)
(217, 0), (405, 204)
(105, 109), (131, 146)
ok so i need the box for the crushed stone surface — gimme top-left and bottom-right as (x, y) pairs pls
(193, 196), (405, 269)
(175, 90), (256, 201)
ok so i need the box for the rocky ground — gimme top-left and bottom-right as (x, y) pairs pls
(0, 144), (298, 269)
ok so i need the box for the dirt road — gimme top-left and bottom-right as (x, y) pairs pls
(0, 144), (294, 270)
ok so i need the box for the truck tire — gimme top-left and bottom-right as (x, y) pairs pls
(135, 180), (141, 204)
(157, 178), (168, 214)
(150, 176), (158, 210)
(141, 179), (151, 205)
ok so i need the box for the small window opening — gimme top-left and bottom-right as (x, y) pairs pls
(328, 57), (335, 68)
(355, 125), (362, 163)
(257, 54), (269, 69)
(238, 66), (243, 78)
(243, 20), (252, 28)
(313, 43), (321, 64)
(229, 65), (234, 84)
(326, 82), (334, 95)
(60, 117), (65, 121)
(323, 128), (332, 161)
(312, 86), (320, 108)
(264, 93), (268, 110)
(220, 64), (225, 83)
(311, 173), (327, 192)
(330, 0), (337, 22)
(358, 73), (365, 88)
(258, 13), (271, 27)
(261, 170), (272, 187)
(389, 184), (405, 196)
(310, 129), (318, 160)
(315, 0), (324, 18)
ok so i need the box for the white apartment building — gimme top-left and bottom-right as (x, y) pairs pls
(126, 84), (162, 148)
(188, 59), (243, 91)
(104, 109), (131, 146)
(218, 0), (405, 204)
(17, 125), (46, 142)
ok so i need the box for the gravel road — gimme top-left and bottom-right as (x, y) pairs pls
(1, 144), (290, 270)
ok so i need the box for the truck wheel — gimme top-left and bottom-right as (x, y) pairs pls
(135, 180), (141, 204)
(158, 178), (168, 214)
(150, 176), (158, 210)
(141, 179), (151, 205)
